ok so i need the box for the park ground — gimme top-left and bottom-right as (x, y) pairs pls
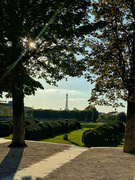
(0, 123), (131, 179)
(0, 140), (135, 180)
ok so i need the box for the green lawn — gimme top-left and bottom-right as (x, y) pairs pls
(39, 129), (85, 146)
(81, 123), (104, 129)
(4, 134), (12, 140)
(4, 123), (97, 146)
(39, 123), (102, 146)
(39, 123), (125, 147)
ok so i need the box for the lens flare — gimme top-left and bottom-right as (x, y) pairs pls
(0, 4), (64, 83)
(29, 41), (35, 48)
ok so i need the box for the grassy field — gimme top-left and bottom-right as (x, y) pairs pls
(4, 123), (125, 147)
(38, 123), (104, 146)
(81, 123), (104, 130)
(5, 123), (100, 146)
(39, 123), (125, 147)
(39, 129), (85, 146)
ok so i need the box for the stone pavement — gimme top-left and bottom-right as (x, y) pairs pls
(0, 138), (88, 180)
(0, 138), (11, 144)
(0, 138), (135, 180)
(1, 141), (87, 180)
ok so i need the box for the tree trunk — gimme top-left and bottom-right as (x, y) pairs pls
(123, 100), (135, 153)
(9, 92), (27, 147)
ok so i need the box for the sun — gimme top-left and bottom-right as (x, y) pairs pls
(29, 41), (35, 48)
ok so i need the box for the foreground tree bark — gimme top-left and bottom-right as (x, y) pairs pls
(9, 92), (27, 147)
(124, 100), (135, 153)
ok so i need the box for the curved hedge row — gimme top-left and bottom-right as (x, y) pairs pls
(25, 118), (80, 140)
(82, 121), (125, 147)
(0, 118), (80, 139)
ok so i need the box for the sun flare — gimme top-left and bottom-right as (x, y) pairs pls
(29, 41), (35, 48)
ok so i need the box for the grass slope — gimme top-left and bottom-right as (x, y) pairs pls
(39, 123), (104, 146)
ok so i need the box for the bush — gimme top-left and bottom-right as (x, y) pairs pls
(82, 121), (125, 147)
(8, 120), (13, 133)
(117, 112), (127, 123)
(25, 124), (40, 140)
(0, 122), (11, 137)
(25, 119), (39, 127)
(25, 118), (80, 140)
(68, 119), (80, 130)
(0, 118), (81, 139)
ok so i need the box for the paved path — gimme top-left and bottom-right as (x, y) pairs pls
(0, 139), (88, 180)
(0, 138), (135, 180)
(1, 145), (87, 180)
(0, 138), (11, 144)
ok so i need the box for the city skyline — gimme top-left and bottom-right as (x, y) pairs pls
(1, 76), (127, 113)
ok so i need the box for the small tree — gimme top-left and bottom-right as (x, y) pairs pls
(0, 107), (12, 116)
(117, 112), (127, 123)
(85, 106), (99, 122)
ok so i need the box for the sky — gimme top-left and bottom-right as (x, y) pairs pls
(1, 76), (127, 113)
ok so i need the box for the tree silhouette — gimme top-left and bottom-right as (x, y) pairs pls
(85, 0), (135, 152)
(0, 0), (91, 146)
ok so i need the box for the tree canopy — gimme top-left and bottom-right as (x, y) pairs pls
(85, 0), (135, 107)
(0, 0), (93, 147)
(0, 0), (92, 96)
(85, 0), (135, 152)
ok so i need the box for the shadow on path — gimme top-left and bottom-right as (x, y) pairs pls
(22, 177), (40, 180)
(67, 139), (80, 146)
(0, 146), (25, 179)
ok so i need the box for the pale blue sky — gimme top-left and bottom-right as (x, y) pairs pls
(25, 76), (127, 113)
(1, 76), (127, 113)
(24, 76), (93, 110)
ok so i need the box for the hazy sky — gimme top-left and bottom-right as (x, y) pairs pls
(1, 76), (127, 113)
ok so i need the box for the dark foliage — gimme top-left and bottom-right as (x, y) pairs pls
(25, 118), (80, 140)
(30, 109), (98, 122)
(82, 121), (125, 147)
(0, 121), (12, 137)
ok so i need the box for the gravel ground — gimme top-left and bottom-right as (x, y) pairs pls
(0, 141), (135, 180)
(44, 147), (135, 180)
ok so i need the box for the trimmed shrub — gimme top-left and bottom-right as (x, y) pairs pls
(25, 124), (42, 140)
(25, 119), (39, 127)
(82, 121), (125, 147)
(0, 118), (81, 139)
(116, 121), (125, 133)
(68, 119), (80, 130)
(25, 118), (80, 140)
(38, 122), (50, 137)
(8, 120), (13, 133)
(0, 122), (11, 137)
(48, 121), (60, 134)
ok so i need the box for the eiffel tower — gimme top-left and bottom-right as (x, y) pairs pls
(65, 94), (69, 110)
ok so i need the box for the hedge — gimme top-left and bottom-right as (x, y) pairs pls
(0, 118), (80, 139)
(82, 121), (125, 147)
(25, 118), (80, 140)
(0, 121), (12, 137)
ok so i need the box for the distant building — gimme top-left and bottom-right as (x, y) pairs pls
(0, 101), (12, 109)
(73, 107), (78, 111)
(0, 101), (32, 110)
(65, 94), (69, 110)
